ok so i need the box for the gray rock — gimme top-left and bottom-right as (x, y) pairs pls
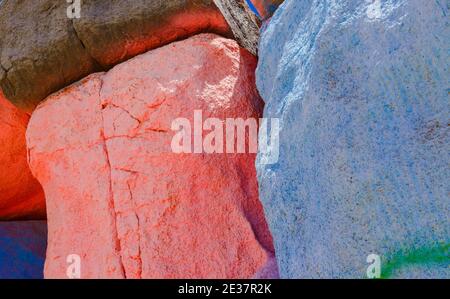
(213, 0), (260, 55)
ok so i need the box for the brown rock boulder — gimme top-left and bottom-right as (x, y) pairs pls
(27, 34), (277, 278)
(0, 0), (232, 112)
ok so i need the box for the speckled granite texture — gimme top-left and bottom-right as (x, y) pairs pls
(256, 0), (449, 278)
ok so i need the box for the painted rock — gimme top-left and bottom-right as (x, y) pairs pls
(256, 0), (449, 278)
(245, 0), (284, 20)
(0, 221), (47, 278)
(0, 90), (45, 220)
(27, 34), (278, 279)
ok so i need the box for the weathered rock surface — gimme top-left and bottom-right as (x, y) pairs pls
(0, 0), (232, 112)
(256, 0), (449, 278)
(213, 0), (260, 55)
(0, 221), (47, 278)
(27, 34), (277, 278)
(0, 90), (45, 220)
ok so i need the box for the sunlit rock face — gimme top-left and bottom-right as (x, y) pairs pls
(0, 90), (45, 220)
(256, 0), (449, 278)
(0, 0), (232, 112)
(0, 221), (47, 278)
(27, 34), (278, 279)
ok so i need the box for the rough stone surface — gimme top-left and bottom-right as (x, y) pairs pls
(256, 0), (449, 278)
(0, 90), (45, 220)
(213, 0), (260, 55)
(0, 0), (232, 112)
(0, 221), (47, 279)
(27, 34), (277, 279)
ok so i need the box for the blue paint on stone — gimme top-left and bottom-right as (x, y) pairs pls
(246, 0), (262, 19)
(256, 0), (449, 278)
(0, 221), (47, 278)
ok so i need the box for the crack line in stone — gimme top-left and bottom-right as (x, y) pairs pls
(127, 180), (143, 278)
(71, 19), (104, 70)
(98, 76), (126, 278)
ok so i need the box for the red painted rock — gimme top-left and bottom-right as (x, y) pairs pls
(27, 34), (277, 278)
(0, 90), (45, 220)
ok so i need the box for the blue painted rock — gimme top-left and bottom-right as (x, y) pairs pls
(0, 221), (47, 278)
(245, 0), (284, 20)
(256, 0), (449, 278)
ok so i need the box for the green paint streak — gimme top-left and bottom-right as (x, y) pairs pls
(380, 243), (449, 279)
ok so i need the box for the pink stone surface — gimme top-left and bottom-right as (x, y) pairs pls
(0, 90), (45, 220)
(27, 34), (277, 278)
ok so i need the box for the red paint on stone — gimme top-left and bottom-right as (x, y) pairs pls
(27, 34), (277, 278)
(0, 90), (45, 219)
